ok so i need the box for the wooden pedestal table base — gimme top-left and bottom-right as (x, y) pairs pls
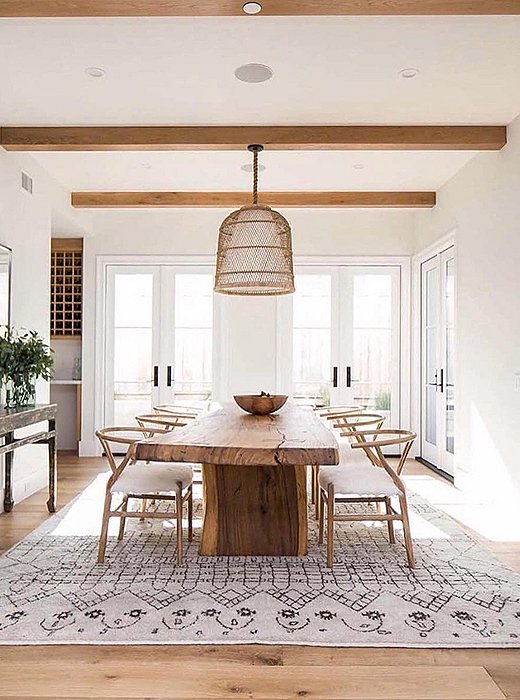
(200, 463), (308, 556)
(135, 403), (339, 558)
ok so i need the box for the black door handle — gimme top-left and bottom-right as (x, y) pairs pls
(153, 365), (159, 387)
(346, 366), (352, 388)
(439, 368), (444, 393)
(332, 366), (338, 388)
(167, 365), (173, 387)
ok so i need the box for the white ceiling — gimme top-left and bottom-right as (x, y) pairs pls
(30, 150), (477, 191)
(1, 16), (520, 125)
(1, 15), (519, 194)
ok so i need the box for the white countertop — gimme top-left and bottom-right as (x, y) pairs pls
(50, 379), (82, 385)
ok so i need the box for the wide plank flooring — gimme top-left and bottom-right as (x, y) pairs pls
(0, 454), (519, 699)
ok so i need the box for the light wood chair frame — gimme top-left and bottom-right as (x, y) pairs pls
(138, 411), (204, 486)
(96, 426), (194, 565)
(310, 407), (365, 509)
(153, 404), (204, 417)
(318, 406), (366, 421)
(136, 413), (195, 437)
(311, 412), (385, 518)
(318, 429), (416, 569)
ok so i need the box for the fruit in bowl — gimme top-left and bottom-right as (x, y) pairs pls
(234, 392), (288, 416)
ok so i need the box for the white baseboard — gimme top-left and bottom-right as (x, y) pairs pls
(79, 438), (102, 457)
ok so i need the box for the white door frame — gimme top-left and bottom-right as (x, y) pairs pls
(93, 255), (217, 451)
(411, 233), (456, 465)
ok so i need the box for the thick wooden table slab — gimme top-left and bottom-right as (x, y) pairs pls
(135, 403), (338, 556)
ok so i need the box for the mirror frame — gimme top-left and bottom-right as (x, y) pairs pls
(0, 243), (12, 328)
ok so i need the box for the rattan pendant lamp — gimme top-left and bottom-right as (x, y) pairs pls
(214, 144), (295, 296)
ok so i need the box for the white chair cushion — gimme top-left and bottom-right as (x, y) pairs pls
(111, 461), (193, 494)
(338, 439), (371, 466)
(319, 464), (402, 497)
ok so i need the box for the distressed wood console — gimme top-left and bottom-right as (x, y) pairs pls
(1, 404), (58, 513)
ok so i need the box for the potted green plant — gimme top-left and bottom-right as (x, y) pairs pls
(0, 327), (54, 408)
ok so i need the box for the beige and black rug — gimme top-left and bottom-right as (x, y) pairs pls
(1, 474), (519, 646)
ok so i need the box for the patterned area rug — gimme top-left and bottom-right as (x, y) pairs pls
(1, 474), (520, 646)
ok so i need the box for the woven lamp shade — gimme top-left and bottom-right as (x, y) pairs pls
(214, 204), (295, 296)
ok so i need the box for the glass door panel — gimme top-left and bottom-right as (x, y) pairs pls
(342, 267), (401, 427)
(106, 267), (160, 426)
(422, 262), (439, 463)
(351, 272), (393, 411)
(443, 253), (456, 465)
(420, 247), (455, 476)
(286, 266), (401, 422)
(105, 266), (215, 427)
(171, 273), (213, 402)
(292, 273), (333, 405)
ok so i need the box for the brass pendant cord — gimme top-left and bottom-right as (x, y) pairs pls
(252, 149), (258, 205)
(248, 143), (263, 205)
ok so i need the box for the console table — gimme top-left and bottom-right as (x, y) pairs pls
(1, 404), (57, 513)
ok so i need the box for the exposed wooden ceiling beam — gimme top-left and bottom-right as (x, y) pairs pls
(0, 1), (519, 16)
(71, 191), (437, 208)
(0, 125), (506, 152)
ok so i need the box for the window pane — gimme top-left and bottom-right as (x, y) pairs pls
(353, 274), (392, 329)
(426, 327), (437, 383)
(174, 274), (213, 398)
(114, 397), (151, 427)
(114, 328), (152, 383)
(445, 257), (455, 454)
(175, 275), (213, 328)
(425, 385), (437, 445)
(445, 258), (455, 326)
(293, 329), (331, 383)
(352, 274), (393, 410)
(114, 274), (153, 327)
(292, 274), (331, 402)
(352, 328), (392, 409)
(426, 267), (438, 327)
(293, 275), (331, 329)
(175, 328), (212, 397)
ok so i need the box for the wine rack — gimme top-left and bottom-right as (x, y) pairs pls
(50, 238), (83, 338)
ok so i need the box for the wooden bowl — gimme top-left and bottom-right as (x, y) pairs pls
(233, 394), (288, 416)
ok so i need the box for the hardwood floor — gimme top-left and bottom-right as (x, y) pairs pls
(0, 454), (519, 700)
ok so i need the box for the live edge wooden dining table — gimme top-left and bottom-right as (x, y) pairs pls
(135, 403), (339, 557)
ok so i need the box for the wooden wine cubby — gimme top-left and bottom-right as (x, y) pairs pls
(50, 238), (83, 338)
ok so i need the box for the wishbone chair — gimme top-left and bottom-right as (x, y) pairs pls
(311, 412), (385, 518)
(95, 426), (194, 565)
(318, 429), (417, 568)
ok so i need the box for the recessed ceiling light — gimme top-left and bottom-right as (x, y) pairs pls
(352, 163), (365, 170)
(399, 67), (419, 79)
(242, 2), (262, 14)
(85, 66), (106, 78)
(235, 63), (273, 83)
(241, 162), (266, 173)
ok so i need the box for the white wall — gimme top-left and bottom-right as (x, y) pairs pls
(81, 208), (414, 454)
(414, 114), (520, 501)
(0, 149), (90, 502)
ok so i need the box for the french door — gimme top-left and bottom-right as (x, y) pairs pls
(280, 265), (401, 426)
(421, 247), (455, 476)
(104, 265), (214, 426)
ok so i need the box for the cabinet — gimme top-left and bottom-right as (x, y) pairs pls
(50, 238), (83, 453)
(50, 238), (83, 339)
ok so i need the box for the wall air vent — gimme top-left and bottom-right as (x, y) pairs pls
(21, 171), (33, 194)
